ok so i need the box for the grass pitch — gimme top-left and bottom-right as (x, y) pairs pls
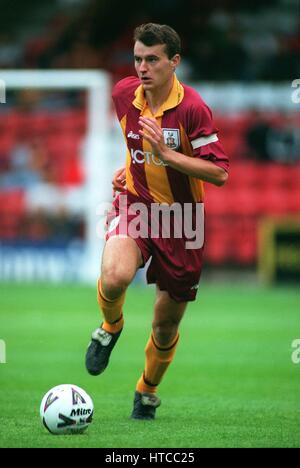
(0, 281), (299, 448)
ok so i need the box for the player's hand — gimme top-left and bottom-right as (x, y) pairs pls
(138, 116), (171, 162)
(112, 167), (126, 197)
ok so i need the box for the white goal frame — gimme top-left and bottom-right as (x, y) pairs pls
(0, 70), (111, 283)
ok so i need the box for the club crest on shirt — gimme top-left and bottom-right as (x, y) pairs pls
(162, 128), (180, 150)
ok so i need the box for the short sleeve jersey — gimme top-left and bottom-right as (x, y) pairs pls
(112, 75), (229, 205)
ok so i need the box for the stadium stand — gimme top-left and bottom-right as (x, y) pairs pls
(1, 104), (299, 265)
(1, 0), (299, 82)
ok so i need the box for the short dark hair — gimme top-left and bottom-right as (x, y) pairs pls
(134, 23), (181, 59)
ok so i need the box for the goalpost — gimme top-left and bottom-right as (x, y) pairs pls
(0, 70), (112, 283)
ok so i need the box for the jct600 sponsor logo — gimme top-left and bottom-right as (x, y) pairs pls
(130, 149), (168, 166)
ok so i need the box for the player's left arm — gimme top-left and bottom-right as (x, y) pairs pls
(139, 116), (228, 187)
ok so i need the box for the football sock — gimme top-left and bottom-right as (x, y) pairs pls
(136, 332), (180, 394)
(97, 278), (125, 334)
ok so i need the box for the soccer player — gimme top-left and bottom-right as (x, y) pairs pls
(85, 23), (229, 419)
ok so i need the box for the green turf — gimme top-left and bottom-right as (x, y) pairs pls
(0, 281), (299, 448)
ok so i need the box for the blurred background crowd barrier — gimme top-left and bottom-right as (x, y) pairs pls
(0, 0), (299, 284)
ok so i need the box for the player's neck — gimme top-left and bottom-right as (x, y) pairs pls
(145, 76), (174, 115)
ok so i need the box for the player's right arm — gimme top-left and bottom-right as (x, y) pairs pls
(112, 167), (126, 196)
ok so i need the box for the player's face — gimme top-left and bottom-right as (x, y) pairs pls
(134, 41), (180, 92)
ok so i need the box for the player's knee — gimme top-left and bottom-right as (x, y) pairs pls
(152, 320), (179, 347)
(101, 265), (131, 298)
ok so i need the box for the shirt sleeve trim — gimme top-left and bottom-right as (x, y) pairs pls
(191, 133), (218, 149)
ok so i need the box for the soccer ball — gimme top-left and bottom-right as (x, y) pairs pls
(40, 384), (94, 435)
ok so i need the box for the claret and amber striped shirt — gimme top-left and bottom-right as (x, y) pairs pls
(112, 75), (229, 205)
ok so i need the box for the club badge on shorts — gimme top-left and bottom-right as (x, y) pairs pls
(162, 128), (180, 150)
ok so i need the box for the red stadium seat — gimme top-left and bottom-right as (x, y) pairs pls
(0, 190), (25, 239)
(234, 240), (257, 264)
(232, 218), (257, 264)
(287, 165), (300, 190)
(205, 187), (232, 215)
(46, 133), (82, 155)
(25, 113), (52, 136)
(206, 234), (230, 264)
(229, 162), (262, 189)
(263, 164), (291, 189)
(227, 187), (263, 216)
(0, 190), (25, 215)
(261, 187), (289, 215)
(0, 134), (15, 155)
(286, 186), (300, 214)
(48, 110), (87, 134)
(45, 133), (83, 185)
(221, 134), (246, 160)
